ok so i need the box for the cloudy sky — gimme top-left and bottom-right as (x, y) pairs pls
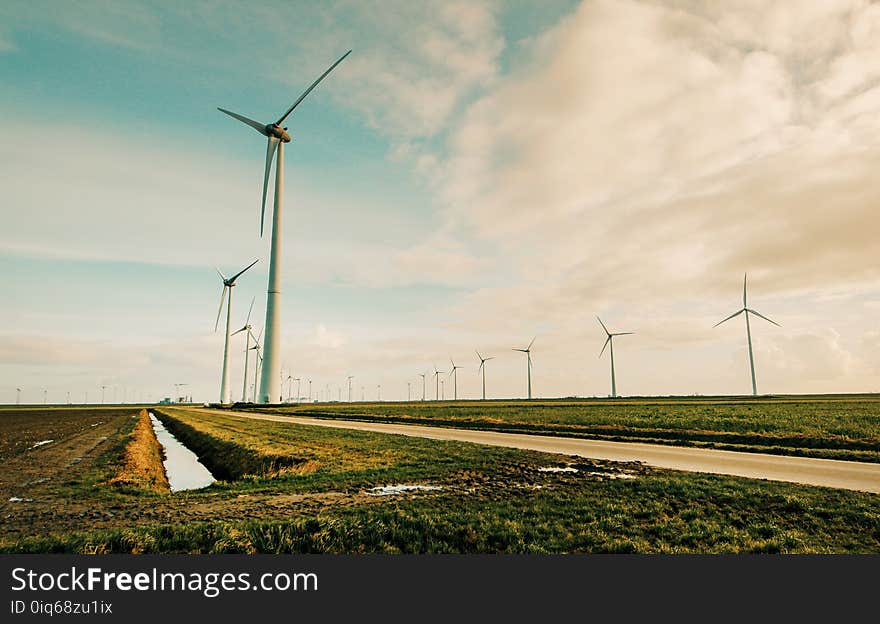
(2, 0), (879, 404)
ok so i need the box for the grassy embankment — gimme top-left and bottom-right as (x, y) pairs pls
(242, 395), (880, 462)
(107, 410), (169, 492)
(3, 406), (878, 554)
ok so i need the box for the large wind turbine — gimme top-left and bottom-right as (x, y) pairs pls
(448, 359), (463, 400)
(214, 260), (259, 404)
(512, 337), (535, 400)
(714, 273), (780, 396)
(218, 50), (351, 404)
(231, 297), (256, 402)
(476, 351), (494, 400)
(597, 317), (633, 398)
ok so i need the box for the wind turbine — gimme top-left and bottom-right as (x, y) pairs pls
(249, 327), (263, 403)
(218, 50), (352, 404)
(419, 373), (426, 401)
(347, 375), (354, 402)
(214, 260), (259, 405)
(285, 374), (293, 402)
(476, 351), (494, 400)
(433, 365), (445, 400)
(16, 387), (21, 404)
(232, 297), (256, 402)
(597, 317), (633, 398)
(407, 381), (411, 401)
(714, 273), (780, 396)
(448, 358), (463, 400)
(512, 337), (536, 400)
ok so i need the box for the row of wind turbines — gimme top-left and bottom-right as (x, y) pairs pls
(220, 271), (777, 403)
(401, 274), (777, 401)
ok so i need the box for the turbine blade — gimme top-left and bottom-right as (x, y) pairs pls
(231, 326), (247, 336)
(486, 357), (495, 361)
(478, 361), (484, 372)
(229, 258), (259, 284)
(599, 336), (611, 358)
(713, 309), (744, 328)
(475, 350), (483, 361)
(748, 308), (781, 327)
(276, 50), (352, 125)
(743, 273), (748, 308)
(614, 332), (635, 336)
(245, 296), (255, 325)
(217, 108), (267, 135)
(214, 285), (228, 332)
(527, 336), (536, 350)
(215, 267), (227, 282)
(261, 137), (280, 237)
(596, 316), (610, 336)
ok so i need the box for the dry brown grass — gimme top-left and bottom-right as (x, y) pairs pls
(108, 409), (169, 493)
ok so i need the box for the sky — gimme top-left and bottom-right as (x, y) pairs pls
(2, 0), (879, 404)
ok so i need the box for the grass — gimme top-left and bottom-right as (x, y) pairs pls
(6, 473), (880, 554)
(2, 406), (878, 554)
(242, 394), (880, 462)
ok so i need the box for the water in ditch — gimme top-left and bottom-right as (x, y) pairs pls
(149, 412), (215, 491)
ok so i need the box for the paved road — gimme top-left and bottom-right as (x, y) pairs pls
(188, 408), (880, 494)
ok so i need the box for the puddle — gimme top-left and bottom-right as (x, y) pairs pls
(589, 471), (637, 480)
(30, 440), (53, 449)
(8, 497), (33, 503)
(538, 466), (579, 473)
(367, 484), (442, 497)
(149, 413), (215, 492)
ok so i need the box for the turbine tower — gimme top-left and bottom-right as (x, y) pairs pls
(512, 337), (536, 400)
(714, 273), (780, 396)
(347, 375), (354, 402)
(218, 50), (351, 404)
(419, 373), (426, 401)
(232, 297), (256, 402)
(448, 358), (463, 400)
(476, 351), (494, 400)
(597, 317), (633, 398)
(214, 259), (259, 405)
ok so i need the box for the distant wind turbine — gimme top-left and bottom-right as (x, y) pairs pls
(16, 387), (21, 404)
(597, 317), (633, 398)
(714, 273), (780, 396)
(433, 365), (445, 400)
(419, 373), (426, 401)
(249, 327), (263, 402)
(347, 375), (354, 402)
(218, 50), (351, 404)
(214, 260), (259, 405)
(476, 351), (494, 400)
(512, 337), (536, 400)
(448, 359), (463, 400)
(232, 297), (256, 402)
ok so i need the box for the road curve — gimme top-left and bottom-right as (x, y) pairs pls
(186, 408), (880, 494)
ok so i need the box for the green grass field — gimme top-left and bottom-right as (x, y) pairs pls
(244, 394), (880, 462)
(2, 405), (878, 554)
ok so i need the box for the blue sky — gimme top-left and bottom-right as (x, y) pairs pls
(2, 0), (880, 404)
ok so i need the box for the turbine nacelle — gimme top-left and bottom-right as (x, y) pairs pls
(266, 123), (291, 143)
